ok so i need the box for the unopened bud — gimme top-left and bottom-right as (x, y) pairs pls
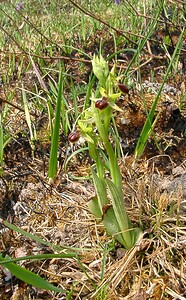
(68, 131), (80, 143)
(117, 83), (129, 94)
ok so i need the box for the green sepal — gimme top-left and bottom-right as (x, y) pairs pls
(109, 101), (123, 112)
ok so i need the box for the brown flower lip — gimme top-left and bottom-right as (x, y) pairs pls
(117, 83), (129, 94)
(68, 131), (80, 143)
(95, 98), (109, 110)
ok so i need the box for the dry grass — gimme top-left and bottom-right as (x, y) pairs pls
(1, 153), (185, 299)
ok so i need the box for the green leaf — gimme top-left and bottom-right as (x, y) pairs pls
(91, 167), (109, 214)
(88, 196), (102, 220)
(0, 254), (66, 293)
(48, 69), (63, 180)
(88, 197), (127, 245)
(102, 206), (126, 245)
(106, 178), (136, 249)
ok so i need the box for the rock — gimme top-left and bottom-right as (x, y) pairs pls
(160, 170), (186, 216)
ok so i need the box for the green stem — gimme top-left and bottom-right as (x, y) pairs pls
(88, 141), (104, 179)
(94, 108), (122, 191)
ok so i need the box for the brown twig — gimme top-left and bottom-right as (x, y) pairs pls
(0, 25), (27, 55)
(1, 0), (185, 69)
(0, 49), (91, 63)
(69, 0), (137, 46)
(0, 97), (36, 116)
(69, 0), (185, 54)
(7, 1), (65, 54)
(123, 0), (183, 29)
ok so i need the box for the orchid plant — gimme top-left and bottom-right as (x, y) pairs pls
(68, 55), (141, 249)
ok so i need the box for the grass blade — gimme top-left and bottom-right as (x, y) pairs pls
(0, 253), (77, 264)
(48, 69), (63, 180)
(0, 218), (76, 253)
(0, 254), (66, 293)
(124, 3), (162, 77)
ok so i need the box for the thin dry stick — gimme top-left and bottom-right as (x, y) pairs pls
(7, 1), (65, 54)
(69, 0), (185, 54)
(0, 49), (91, 63)
(165, 287), (186, 300)
(123, 0), (183, 29)
(69, 0), (137, 46)
(1, 1), (185, 65)
(0, 7), (23, 35)
(0, 97), (36, 116)
(0, 25), (27, 55)
(132, 57), (153, 73)
(0, 50), (129, 71)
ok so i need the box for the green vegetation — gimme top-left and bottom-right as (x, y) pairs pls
(0, 0), (185, 299)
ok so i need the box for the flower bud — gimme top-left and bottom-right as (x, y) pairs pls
(92, 54), (109, 87)
(95, 98), (109, 110)
(117, 83), (129, 94)
(68, 131), (80, 143)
